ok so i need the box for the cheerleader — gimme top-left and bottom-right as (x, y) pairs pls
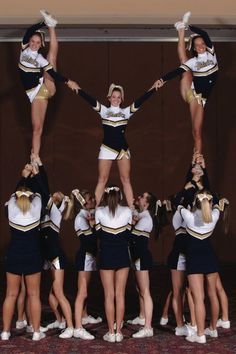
(178, 190), (220, 344)
(128, 192), (158, 338)
(155, 12), (218, 153)
(95, 186), (132, 342)
(32, 156), (74, 339)
(19, 10), (79, 156)
(77, 82), (160, 207)
(1, 163), (46, 341)
(65, 189), (100, 340)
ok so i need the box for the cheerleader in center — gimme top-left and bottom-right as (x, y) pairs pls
(77, 81), (161, 207)
(95, 186), (132, 342)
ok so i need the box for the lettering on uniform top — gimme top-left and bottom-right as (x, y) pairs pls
(195, 59), (214, 70)
(21, 54), (40, 67)
(106, 110), (126, 119)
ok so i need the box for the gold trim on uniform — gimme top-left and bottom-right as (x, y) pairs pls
(130, 103), (139, 113)
(207, 46), (215, 55)
(9, 220), (40, 232)
(41, 220), (59, 233)
(186, 226), (213, 240)
(175, 227), (187, 235)
(192, 64), (218, 77)
(34, 84), (51, 100)
(180, 63), (191, 72)
(76, 228), (93, 237)
(18, 62), (41, 73)
(185, 89), (207, 107)
(102, 119), (128, 127)
(117, 149), (131, 160)
(43, 63), (53, 71)
(132, 229), (150, 238)
(95, 223), (131, 234)
(93, 101), (101, 112)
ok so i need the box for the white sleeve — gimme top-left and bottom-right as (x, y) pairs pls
(178, 206), (192, 224)
(30, 195), (42, 218)
(172, 210), (183, 230)
(135, 216), (152, 233)
(96, 104), (108, 118)
(212, 208), (220, 224)
(181, 58), (195, 71)
(7, 195), (19, 220)
(37, 54), (50, 68)
(122, 106), (133, 120)
(74, 214), (90, 231)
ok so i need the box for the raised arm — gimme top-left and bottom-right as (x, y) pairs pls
(130, 87), (156, 113)
(189, 25), (213, 49)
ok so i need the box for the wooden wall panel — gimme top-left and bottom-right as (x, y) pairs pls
(0, 41), (235, 264)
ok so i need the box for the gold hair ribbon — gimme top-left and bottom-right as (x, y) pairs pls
(72, 189), (86, 207)
(104, 186), (120, 193)
(155, 200), (162, 216)
(107, 83), (124, 101)
(15, 191), (33, 198)
(197, 193), (213, 202)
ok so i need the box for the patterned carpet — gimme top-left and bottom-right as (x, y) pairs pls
(0, 264), (236, 354)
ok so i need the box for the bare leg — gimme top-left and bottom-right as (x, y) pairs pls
(135, 271), (153, 328)
(138, 292), (145, 319)
(117, 158), (134, 207)
(17, 276), (27, 322)
(115, 268), (129, 333)
(48, 289), (64, 322)
(2, 273), (22, 331)
(185, 286), (196, 326)
(188, 274), (205, 336)
(95, 160), (113, 206)
(31, 99), (48, 156)
(206, 273), (219, 330)
(43, 27), (58, 96)
(25, 273), (41, 332)
(171, 270), (185, 327)
(75, 272), (91, 328)
(100, 270), (115, 333)
(189, 100), (204, 153)
(161, 291), (172, 319)
(177, 28), (192, 101)
(216, 274), (229, 321)
(51, 269), (73, 328)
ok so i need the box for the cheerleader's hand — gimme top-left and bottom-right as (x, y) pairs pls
(153, 79), (164, 90)
(67, 80), (80, 94)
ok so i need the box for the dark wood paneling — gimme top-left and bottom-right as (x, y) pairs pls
(0, 42), (235, 263)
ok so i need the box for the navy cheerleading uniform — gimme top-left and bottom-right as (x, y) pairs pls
(167, 209), (187, 271)
(178, 206), (220, 275)
(5, 184), (43, 275)
(95, 205), (132, 269)
(78, 88), (155, 160)
(74, 209), (97, 271)
(41, 197), (67, 270)
(130, 210), (153, 271)
(161, 26), (218, 107)
(19, 22), (68, 102)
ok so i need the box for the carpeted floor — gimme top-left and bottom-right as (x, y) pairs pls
(0, 264), (236, 354)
